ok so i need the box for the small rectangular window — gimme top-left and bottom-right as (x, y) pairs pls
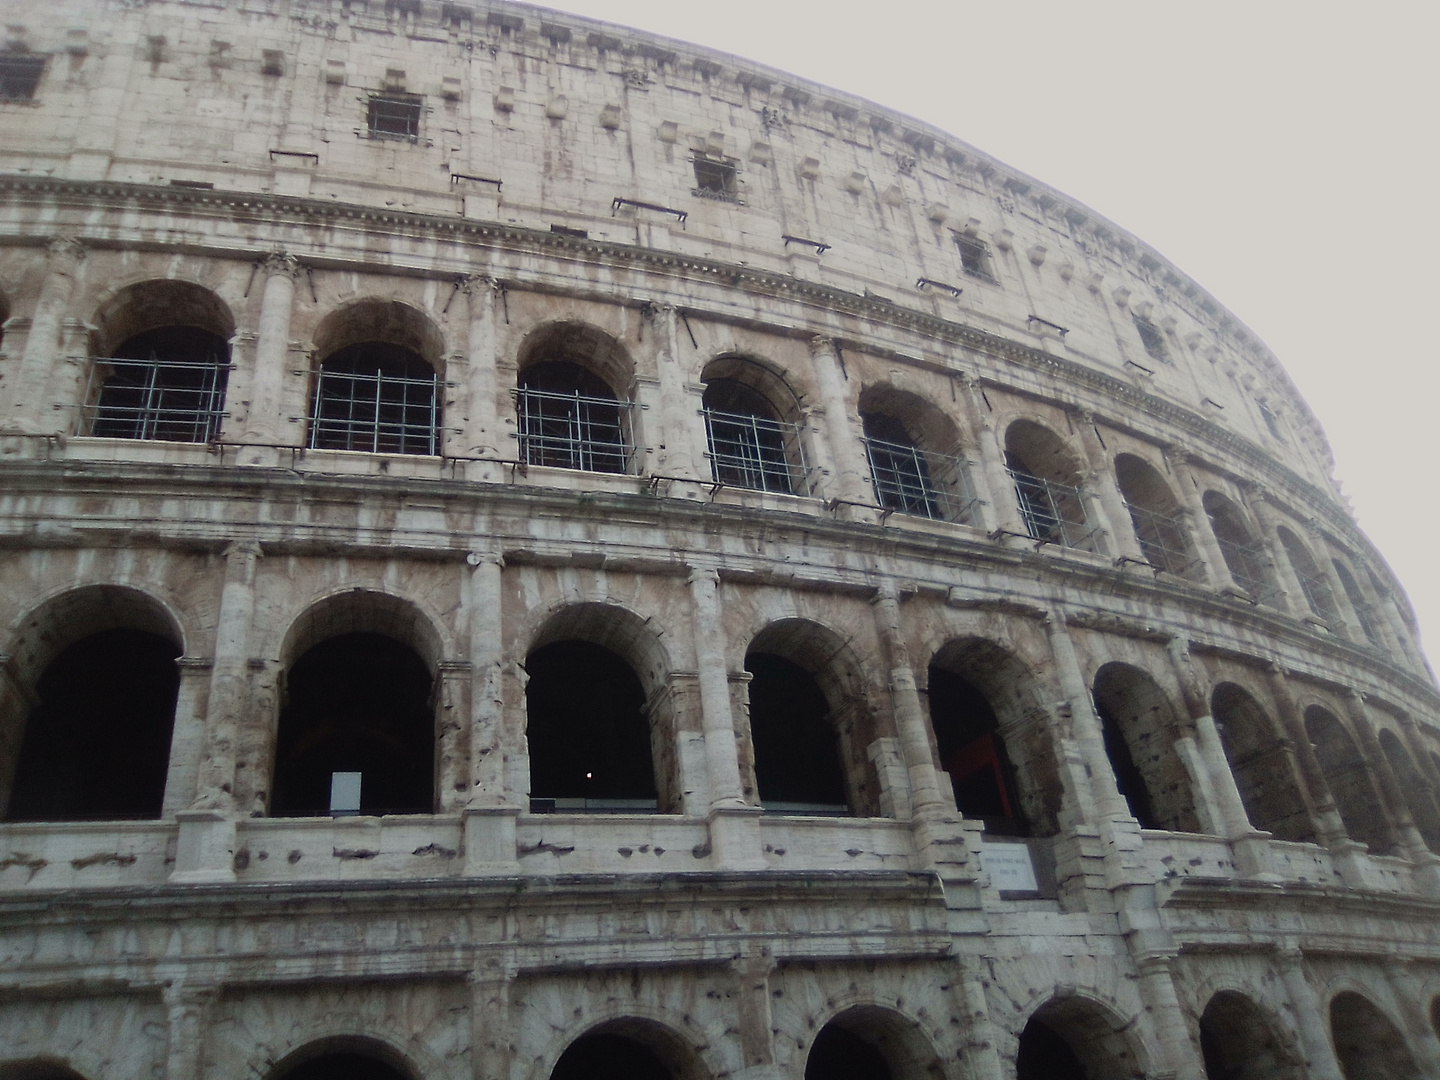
(367, 93), (422, 142)
(1133, 314), (1168, 361)
(692, 157), (738, 202)
(0, 54), (46, 101)
(955, 234), (996, 283)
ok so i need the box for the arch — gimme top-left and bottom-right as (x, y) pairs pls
(1431, 994), (1439, 1041)
(701, 355), (808, 495)
(1331, 559), (1382, 645)
(1210, 683), (1315, 843)
(1329, 991), (1421, 1080)
(309, 300), (444, 456)
(1091, 662), (1199, 832)
(745, 619), (879, 816)
(514, 321), (635, 474)
(525, 603), (672, 813)
(86, 279), (235, 443)
(1202, 491), (1275, 602)
(858, 383), (978, 524)
(0, 289), (10, 351)
(1114, 453), (1200, 578)
(548, 1017), (710, 1080)
(266, 1036), (419, 1080)
(1198, 990), (1303, 1080)
(1304, 706), (1396, 853)
(1003, 419), (1094, 550)
(271, 591), (444, 817)
(1016, 994), (1147, 1080)
(1378, 728), (1440, 853)
(0, 1059), (92, 1080)
(0, 585), (185, 822)
(1276, 528), (1339, 623)
(928, 636), (1062, 836)
(805, 1005), (945, 1080)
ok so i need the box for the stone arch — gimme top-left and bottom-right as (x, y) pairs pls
(1198, 989), (1303, 1080)
(1304, 705), (1396, 853)
(514, 321), (635, 472)
(85, 279), (235, 442)
(0, 289), (11, 351)
(1003, 419), (1094, 549)
(1015, 993), (1148, 1079)
(1114, 453), (1200, 579)
(545, 1016), (711, 1080)
(927, 636), (1061, 836)
(1329, 991), (1421, 1080)
(744, 618), (881, 816)
(271, 591), (445, 817)
(1091, 662), (1199, 832)
(1378, 727), (1440, 852)
(1202, 491), (1275, 601)
(1431, 994), (1439, 1041)
(265, 1036), (420, 1080)
(700, 353), (803, 423)
(1210, 682), (1314, 842)
(0, 1058), (92, 1080)
(0, 585), (185, 822)
(525, 602), (676, 813)
(700, 354), (808, 495)
(1330, 558), (1382, 645)
(518, 319), (635, 398)
(1276, 527), (1339, 623)
(804, 1004), (946, 1080)
(858, 383), (977, 524)
(308, 300), (445, 455)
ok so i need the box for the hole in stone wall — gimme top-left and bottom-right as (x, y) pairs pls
(271, 632), (435, 817)
(745, 652), (849, 813)
(1304, 706), (1396, 854)
(1211, 683), (1315, 843)
(5, 628), (179, 822)
(927, 665), (1028, 836)
(0, 1061), (93, 1080)
(1092, 663), (1199, 833)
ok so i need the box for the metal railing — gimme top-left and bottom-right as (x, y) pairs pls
(1008, 468), (1098, 551)
(864, 437), (979, 524)
(1215, 535), (1278, 604)
(83, 355), (230, 443)
(1293, 567), (1339, 624)
(309, 366), (440, 456)
(704, 408), (808, 496)
(514, 386), (633, 474)
(1125, 502), (1200, 577)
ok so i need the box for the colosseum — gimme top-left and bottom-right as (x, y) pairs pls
(0, 2), (1437, 1078)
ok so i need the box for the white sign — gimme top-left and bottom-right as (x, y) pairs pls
(330, 771), (362, 815)
(981, 842), (1039, 892)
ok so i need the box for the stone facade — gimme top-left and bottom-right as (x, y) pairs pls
(0, 3), (1438, 1079)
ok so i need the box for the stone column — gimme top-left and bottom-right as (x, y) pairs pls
(162, 983), (216, 1080)
(1262, 664), (1348, 846)
(956, 374), (1025, 537)
(870, 582), (950, 819)
(6, 237), (85, 434)
(1043, 612), (1129, 823)
(192, 540), (262, 812)
(217, 331), (257, 444)
(1244, 487), (1309, 619)
(462, 550), (518, 874)
(731, 953), (781, 1080)
(1164, 450), (1229, 586)
(647, 303), (703, 481)
(808, 336), (871, 505)
(241, 253), (301, 452)
(162, 657), (215, 816)
(436, 659), (474, 814)
(1071, 412), (1145, 564)
(1135, 955), (1207, 1080)
(1276, 949), (1345, 1080)
(469, 965), (518, 1080)
(458, 275), (503, 474)
(1312, 539), (1369, 643)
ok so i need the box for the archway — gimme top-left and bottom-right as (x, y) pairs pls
(1114, 453), (1199, 579)
(548, 1018), (705, 1080)
(858, 384), (977, 524)
(1378, 728), (1440, 853)
(804, 1005), (942, 1080)
(1329, 991), (1421, 1080)
(1015, 995), (1145, 1080)
(1304, 707), (1395, 853)
(516, 322), (634, 473)
(1198, 990), (1302, 1080)
(1202, 491), (1274, 602)
(1003, 420), (1094, 550)
(1276, 528), (1338, 623)
(1092, 663), (1199, 832)
(0, 1059), (91, 1080)
(701, 355), (806, 495)
(267, 1038), (416, 1080)
(1210, 683), (1314, 843)
(927, 653), (1028, 836)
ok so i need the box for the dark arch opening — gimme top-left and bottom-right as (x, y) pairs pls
(6, 628), (179, 822)
(1277, 527), (1339, 623)
(1003, 420), (1093, 550)
(0, 1059), (91, 1080)
(550, 1033), (671, 1080)
(271, 632), (435, 817)
(806, 1025), (891, 1080)
(858, 384), (975, 524)
(1331, 559), (1382, 645)
(701, 375), (800, 495)
(927, 664), (1028, 836)
(274, 1056), (409, 1080)
(1114, 453), (1199, 579)
(1092, 663), (1199, 832)
(1016, 1018), (1090, 1080)
(1210, 683), (1315, 843)
(745, 652), (848, 812)
(1329, 991), (1421, 1080)
(1378, 728), (1440, 853)
(310, 341), (440, 456)
(1431, 995), (1440, 1041)
(1304, 706), (1395, 854)
(1016, 997), (1144, 1080)
(1198, 990), (1303, 1080)
(1202, 491), (1274, 602)
(526, 640), (658, 812)
(91, 325), (233, 443)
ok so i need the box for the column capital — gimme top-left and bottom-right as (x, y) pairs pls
(458, 273), (500, 296)
(808, 334), (837, 358)
(466, 550), (505, 569)
(260, 251), (302, 280)
(223, 538), (263, 561)
(48, 235), (87, 263)
(687, 564), (720, 588)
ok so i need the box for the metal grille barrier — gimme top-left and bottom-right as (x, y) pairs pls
(84, 355), (230, 443)
(514, 386), (633, 474)
(1125, 502), (1199, 577)
(1216, 536), (1278, 604)
(704, 408), (808, 495)
(865, 437), (979, 524)
(1008, 468), (1098, 551)
(309, 367), (440, 456)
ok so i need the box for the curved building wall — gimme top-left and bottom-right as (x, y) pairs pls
(0, 3), (1437, 1080)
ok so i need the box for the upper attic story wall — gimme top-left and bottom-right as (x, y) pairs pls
(0, 0), (1336, 489)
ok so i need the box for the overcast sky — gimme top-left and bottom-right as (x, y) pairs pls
(533, 0), (1440, 663)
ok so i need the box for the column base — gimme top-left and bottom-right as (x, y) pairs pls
(463, 805), (520, 875)
(707, 804), (768, 871)
(169, 809), (237, 884)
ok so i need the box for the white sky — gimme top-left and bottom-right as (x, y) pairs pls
(533, 0), (1440, 664)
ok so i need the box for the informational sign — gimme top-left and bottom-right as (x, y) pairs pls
(330, 771), (362, 816)
(981, 842), (1039, 893)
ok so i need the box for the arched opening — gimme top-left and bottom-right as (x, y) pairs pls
(0, 587), (183, 823)
(0, 291), (11, 352)
(309, 301), (443, 456)
(1092, 663), (1199, 832)
(744, 620), (878, 816)
(1431, 995), (1439, 1041)
(1378, 728), (1440, 853)
(267, 1038), (416, 1080)
(1304, 706), (1396, 854)
(0, 1061), (91, 1080)
(700, 356), (807, 495)
(1331, 559), (1382, 645)
(804, 1005), (943, 1080)
(516, 322), (633, 473)
(1198, 990), (1303, 1080)
(858, 385), (977, 524)
(549, 1018), (704, 1080)
(1329, 991), (1421, 1080)
(1210, 683), (1315, 843)
(1015, 996), (1145, 1080)
(1003, 420), (1095, 550)
(927, 665), (1026, 836)
(86, 280), (234, 443)
(1114, 454), (1199, 578)
(1202, 491), (1275, 602)
(1276, 528), (1339, 624)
